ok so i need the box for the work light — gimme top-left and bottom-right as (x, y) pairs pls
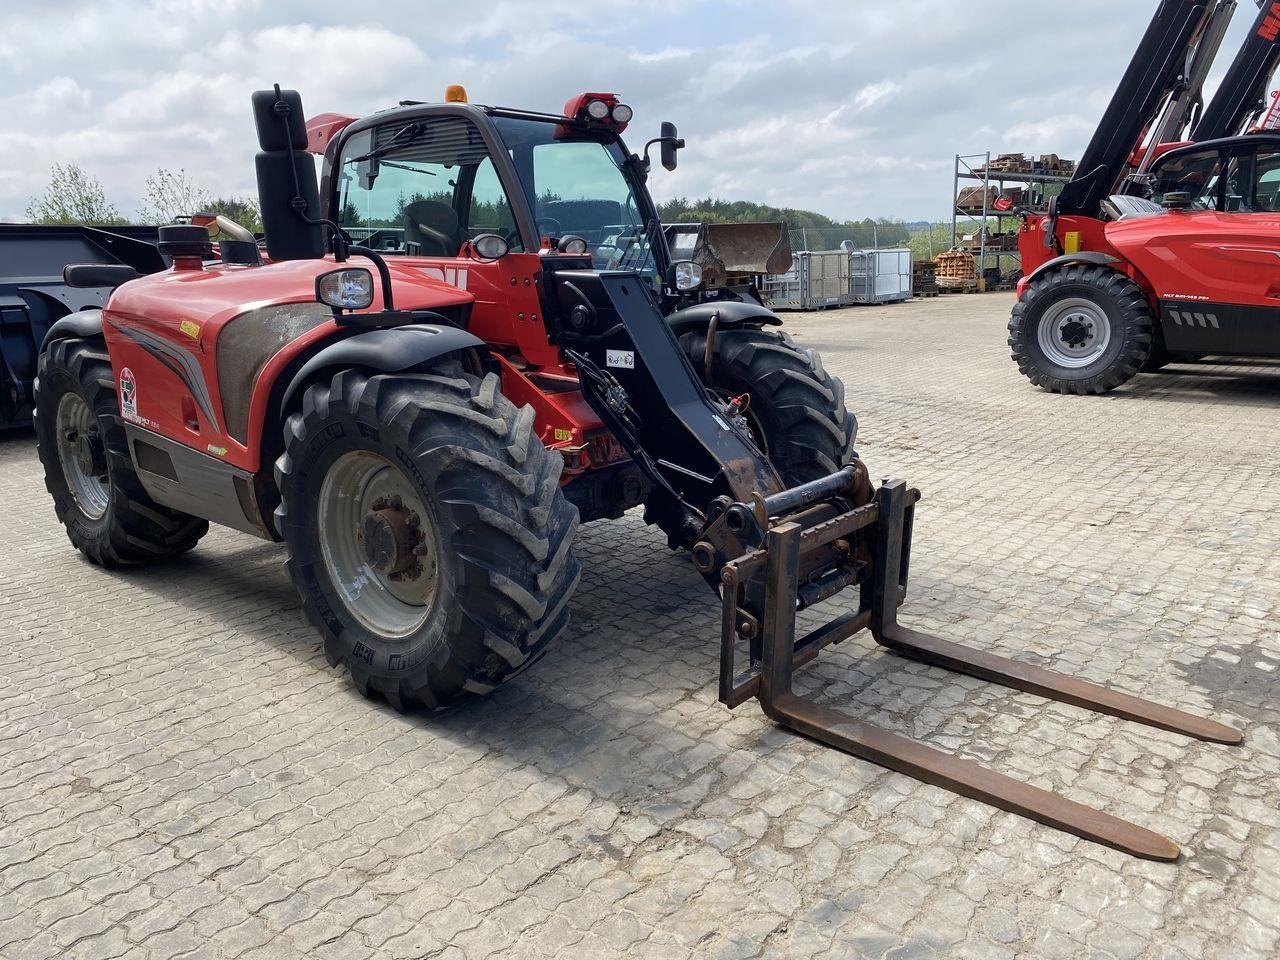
(316, 268), (375, 310)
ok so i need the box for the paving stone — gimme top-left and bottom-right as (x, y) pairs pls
(1, 295), (1276, 959)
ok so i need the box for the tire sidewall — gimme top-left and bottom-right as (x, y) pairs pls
(35, 351), (122, 554)
(280, 401), (459, 682)
(1019, 279), (1129, 382)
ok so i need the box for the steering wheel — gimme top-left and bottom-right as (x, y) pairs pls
(535, 217), (563, 237)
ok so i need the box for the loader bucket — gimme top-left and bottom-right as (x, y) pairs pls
(708, 468), (1243, 861)
(683, 222), (793, 288)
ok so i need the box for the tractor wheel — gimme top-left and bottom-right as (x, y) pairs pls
(33, 338), (208, 566)
(679, 327), (858, 485)
(275, 364), (580, 711)
(1009, 265), (1155, 394)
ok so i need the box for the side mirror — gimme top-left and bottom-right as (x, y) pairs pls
(63, 264), (142, 289)
(660, 121), (683, 172)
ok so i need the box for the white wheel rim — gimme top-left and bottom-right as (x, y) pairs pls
(317, 451), (441, 638)
(1037, 297), (1113, 369)
(56, 392), (109, 519)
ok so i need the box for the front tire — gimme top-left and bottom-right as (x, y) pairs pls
(679, 327), (858, 485)
(1009, 265), (1154, 395)
(275, 365), (580, 711)
(34, 338), (208, 566)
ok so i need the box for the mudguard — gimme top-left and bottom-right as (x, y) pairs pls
(280, 323), (485, 411)
(1023, 251), (1120, 286)
(666, 300), (782, 337)
(42, 309), (105, 347)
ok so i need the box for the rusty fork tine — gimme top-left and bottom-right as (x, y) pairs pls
(762, 691), (1182, 862)
(874, 624), (1244, 746)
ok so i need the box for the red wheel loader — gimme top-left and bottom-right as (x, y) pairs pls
(1012, 0), (1280, 393)
(38, 85), (1240, 859)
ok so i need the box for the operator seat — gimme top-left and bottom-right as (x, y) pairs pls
(403, 200), (462, 257)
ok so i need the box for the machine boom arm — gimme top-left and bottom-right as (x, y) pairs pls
(1194, 1), (1280, 138)
(1058, 1), (1216, 215)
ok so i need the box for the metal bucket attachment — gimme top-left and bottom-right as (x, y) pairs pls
(666, 222), (793, 288)
(715, 475), (1243, 861)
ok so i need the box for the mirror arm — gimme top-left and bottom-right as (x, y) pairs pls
(348, 245), (395, 310)
(641, 136), (685, 173)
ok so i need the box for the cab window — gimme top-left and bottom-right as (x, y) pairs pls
(1229, 151), (1280, 212)
(1152, 150), (1223, 210)
(335, 116), (522, 256)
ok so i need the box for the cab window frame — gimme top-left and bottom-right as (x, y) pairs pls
(325, 106), (538, 257)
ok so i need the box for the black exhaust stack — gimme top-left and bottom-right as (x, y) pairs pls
(252, 87), (325, 260)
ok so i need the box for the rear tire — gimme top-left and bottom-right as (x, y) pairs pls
(679, 327), (858, 485)
(275, 364), (580, 711)
(33, 338), (208, 566)
(1009, 265), (1154, 395)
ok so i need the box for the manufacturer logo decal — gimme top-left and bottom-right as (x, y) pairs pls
(119, 367), (138, 419)
(606, 350), (635, 370)
(1169, 310), (1220, 329)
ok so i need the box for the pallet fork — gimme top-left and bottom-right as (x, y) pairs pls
(715, 472), (1243, 861)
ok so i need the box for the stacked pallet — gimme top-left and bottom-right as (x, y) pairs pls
(974, 153), (1033, 175)
(934, 250), (977, 291)
(913, 260), (938, 297)
(956, 186), (999, 213)
(1034, 154), (1076, 176)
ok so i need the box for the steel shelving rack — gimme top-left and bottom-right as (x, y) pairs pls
(951, 152), (1072, 288)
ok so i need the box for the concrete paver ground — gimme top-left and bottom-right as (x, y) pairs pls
(2, 292), (1277, 959)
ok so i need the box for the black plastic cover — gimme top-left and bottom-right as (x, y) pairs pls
(252, 88), (308, 151)
(63, 264), (141, 289)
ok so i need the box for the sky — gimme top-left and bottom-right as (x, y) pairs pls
(0, 0), (1264, 224)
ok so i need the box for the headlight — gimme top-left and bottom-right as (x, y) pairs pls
(558, 235), (589, 255)
(672, 260), (703, 292)
(611, 103), (633, 123)
(471, 233), (511, 260)
(316, 268), (374, 310)
(586, 99), (611, 120)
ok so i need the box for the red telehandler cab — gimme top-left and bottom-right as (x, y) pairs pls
(38, 85), (1240, 859)
(1011, 0), (1280, 393)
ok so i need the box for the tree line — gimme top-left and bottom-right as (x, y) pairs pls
(24, 162), (262, 232)
(657, 197), (912, 249)
(24, 163), (916, 250)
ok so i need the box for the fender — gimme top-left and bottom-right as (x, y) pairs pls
(42, 308), (104, 347)
(1023, 252), (1121, 287)
(280, 323), (485, 412)
(666, 300), (783, 338)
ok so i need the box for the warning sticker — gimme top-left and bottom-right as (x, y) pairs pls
(606, 350), (635, 370)
(119, 367), (138, 420)
(180, 319), (201, 340)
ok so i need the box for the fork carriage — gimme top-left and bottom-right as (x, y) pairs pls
(710, 469), (1241, 861)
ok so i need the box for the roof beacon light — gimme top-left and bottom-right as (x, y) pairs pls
(444, 84), (468, 103)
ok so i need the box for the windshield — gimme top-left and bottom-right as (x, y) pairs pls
(1152, 149), (1224, 210)
(492, 116), (661, 290)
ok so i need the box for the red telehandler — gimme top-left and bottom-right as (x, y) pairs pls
(38, 85), (1240, 859)
(1011, 0), (1280, 393)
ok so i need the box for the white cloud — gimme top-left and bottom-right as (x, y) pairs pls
(0, 1), (1265, 222)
